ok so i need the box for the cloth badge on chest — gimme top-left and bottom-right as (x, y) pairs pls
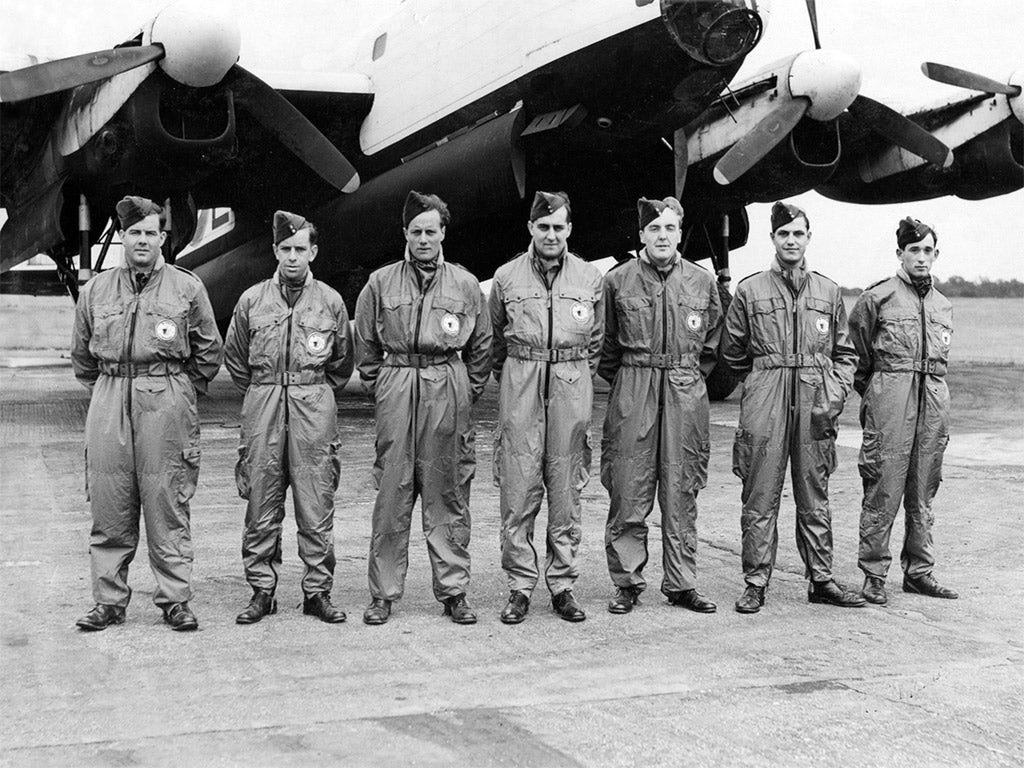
(155, 320), (177, 341)
(441, 313), (460, 336)
(940, 329), (951, 346)
(306, 332), (327, 353)
(815, 316), (830, 335)
(687, 311), (703, 331)
(571, 302), (590, 324)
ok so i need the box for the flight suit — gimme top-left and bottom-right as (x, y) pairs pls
(224, 271), (353, 596)
(848, 269), (953, 580)
(720, 260), (857, 588)
(599, 255), (723, 596)
(71, 258), (222, 609)
(354, 254), (491, 603)
(490, 249), (604, 597)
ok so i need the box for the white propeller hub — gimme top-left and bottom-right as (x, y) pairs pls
(148, 0), (240, 87)
(1009, 69), (1024, 125)
(788, 49), (861, 122)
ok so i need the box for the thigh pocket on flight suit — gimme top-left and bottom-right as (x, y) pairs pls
(371, 438), (384, 491)
(457, 429), (477, 489)
(574, 429), (593, 492)
(492, 428), (505, 488)
(858, 431), (882, 482)
(732, 429), (756, 481)
(235, 445), (251, 500)
(177, 446), (202, 506)
(686, 438), (711, 492)
(812, 437), (838, 478)
(84, 447), (91, 502)
(927, 433), (949, 489)
(320, 439), (342, 508)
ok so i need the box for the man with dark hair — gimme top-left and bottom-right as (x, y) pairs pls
(224, 210), (353, 625)
(355, 191), (492, 626)
(720, 201), (863, 614)
(849, 217), (958, 604)
(490, 190), (604, 624)
(599, 196), (722, 615)
(72, 195), (222, 632)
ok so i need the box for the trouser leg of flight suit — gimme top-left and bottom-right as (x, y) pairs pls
(418, 368), (473, 601)
(736, 427), (789, 589)
(497, 419), (546, 598)
(289, 429), (339, 596)
(790, 425), (836, 583)
(602, 373), (658, 593)
(858, 433), (910, 580)
(241, 451), (287, 593)
(86, 379), (142, 607)
(900, 405), (945, 579)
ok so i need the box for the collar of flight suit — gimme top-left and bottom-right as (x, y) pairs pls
(528, 243), (566, 280)
(770, 254), (808, 293)
(638, 247), (678, 274)
(403, 244), (446, 267)
(119, 253), (166, 276)
(272, 266), (315, 287)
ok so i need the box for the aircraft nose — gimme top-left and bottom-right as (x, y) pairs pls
(149, 0), (241, 87)
(788, 49), (862, 122)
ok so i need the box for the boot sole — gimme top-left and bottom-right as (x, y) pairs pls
(734, 604), (762, 614)
(236, 601), (278, 624)
(808, 594), (866, 607)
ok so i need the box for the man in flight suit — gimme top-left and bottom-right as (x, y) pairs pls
(224, 211), (353, 624)
(72, 196), (222, 632)
(490, 190), (604, 624)
(720, 201), (864, 613)
(848, 217), (958, 604)
(599, 197), (722, 615)
(355, 191), (492, 626)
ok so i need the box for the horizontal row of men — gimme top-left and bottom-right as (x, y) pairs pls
(69, 191), (958, 633)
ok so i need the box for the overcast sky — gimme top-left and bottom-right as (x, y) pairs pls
(2, 0), (1021, 286)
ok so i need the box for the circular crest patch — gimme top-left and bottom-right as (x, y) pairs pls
(940, 329), (951, 346)
(306, 332), (327, 354)
(570, 302), (590, 324)
(155, 320), (177, 342)
(441, 313), (460, 337)
(815, 316), (830, 336)
(686, 311), (703, 332)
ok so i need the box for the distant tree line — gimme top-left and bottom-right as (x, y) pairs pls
(842, 276), (1024, 298)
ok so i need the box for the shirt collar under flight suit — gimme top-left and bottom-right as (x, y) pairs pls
(529, 243), (565, 288)
(405, 245), (445, 292)
(771, 255), (808, 295)
(272, 265), (314, 308)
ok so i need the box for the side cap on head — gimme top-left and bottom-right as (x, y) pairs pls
(530, 190), (570, 222)
(116, 196), (163, 230)
(274, 210), (308, 245)
(402, 190), (449, 228)
(770, 201), (808, 233)
(637, 196), (684, 229)
(897, 216), (936, 248)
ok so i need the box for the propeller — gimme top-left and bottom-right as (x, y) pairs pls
(805, 0), (822, 50)
(227, 66), (360, 194)
(848, 95), (953, 167)
(921, 62), (1021, 97)
(713, 98), (810, 185)
(0, 45), (165, 103)
(673, 128), (689, 198)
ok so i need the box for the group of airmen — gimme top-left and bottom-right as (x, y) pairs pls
(69, 190), (958, 632)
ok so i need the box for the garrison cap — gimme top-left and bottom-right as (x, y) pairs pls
(770, 201), (809, 233)
(116, 196), (163, 230)
(530, 190), (571, 222)
(273, 210), (309, 245)
(897, 216), (937, 248)
(402, 190), (450, 228)
(637, 196), (684, 229)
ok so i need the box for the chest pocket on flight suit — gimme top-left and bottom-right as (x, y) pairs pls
(91, 303), (126, 359)
(877, 308), (920, 360)
(615, 295), (654, 347)
(295, 312), (337, 368)
(503, 288), (545, 342)
(803, 297), (835, 353)
(143, 302), (189, 358)
(380, 294), (415, 345)
(927, 311), (953, 362)
(429, 296), (470, 349)
(749, 296), (787, 353)
(249, 311), (286, 370)
(679, 292), (710, 343)
(555, 287), (596, 344)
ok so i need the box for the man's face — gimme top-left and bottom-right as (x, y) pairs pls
(771, 216), (811, 265)
(404, 209), (446, 262)
(121, 213), (165, 272)
(640, 208), (682, 267)
(528, 206), (572, 258)
(898, 233), (938, 278)
(274, 228), (317, 281)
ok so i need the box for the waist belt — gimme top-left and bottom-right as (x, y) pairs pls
(250, 371), (326, 386)
(621, 351), (699, 369)
(383, 351), (458, 368)
(508, 344), (588, 363)
(752, 353), (816, 370)
(99, 361), (184, 377)
(875, 359), (947, 376)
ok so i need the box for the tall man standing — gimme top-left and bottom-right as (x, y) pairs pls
(72, 196), (223, 632)
(848, 217), (958, 604)
(490, 191), (604, 624)
(224, 211), (353, 625)
(355, 191), (491, 626)
(599, 197), (722, 615)
(720, 201), (864, 613)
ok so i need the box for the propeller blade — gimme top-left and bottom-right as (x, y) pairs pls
(229, 66), (359, 194)
(849, 94), (953, 168)
(805, 0), (822, 50)
(673, 128), (688, 199)
(713, 98), (809, 185)
(922, 62), (1021, 96)
(0, 44), (164, 103)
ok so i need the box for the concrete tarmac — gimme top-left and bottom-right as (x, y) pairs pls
(0, 362), (1021, 767)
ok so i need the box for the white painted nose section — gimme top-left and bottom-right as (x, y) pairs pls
(148, 0), (241, 87)
(788, 49), (861, 122)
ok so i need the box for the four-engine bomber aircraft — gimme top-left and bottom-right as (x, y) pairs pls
(1, 0), (1021, 398)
